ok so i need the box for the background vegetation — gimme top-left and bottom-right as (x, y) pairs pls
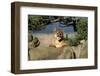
(76, 18), (88, 40)
(28, 15), (50, 31)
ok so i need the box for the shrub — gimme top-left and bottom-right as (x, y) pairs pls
(68, 37), (80, 46)
(28, 15), (50, 31)
(76, 18), (88, 40)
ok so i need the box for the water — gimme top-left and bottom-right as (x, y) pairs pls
(33, 22), (74, 34)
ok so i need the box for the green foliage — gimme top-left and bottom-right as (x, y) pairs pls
(68, 37), (80, 46)
(76, 18), (88, 40)
(66, 17), (88, 46)
(28, 15), (50, 31)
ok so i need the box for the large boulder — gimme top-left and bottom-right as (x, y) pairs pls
(57, 47), (76, 59)
(29, 46), (76, 60)
(71, 40), (88, 58)
(28, 34), (40, 50)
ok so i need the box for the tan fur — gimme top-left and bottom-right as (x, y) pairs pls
(52, 28), (68, 48)
(50, 28), (76, 59)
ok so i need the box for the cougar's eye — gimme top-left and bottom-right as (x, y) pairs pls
(59, 33), (61, 35)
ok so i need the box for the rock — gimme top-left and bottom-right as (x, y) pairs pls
(28, 34), (40, 50)
(29, 47), (61, 60)
(57, 47), (76, 59)
(71, 40), (88, 58)
(28, 39), (87, 60)
(79, 40), (88, 58)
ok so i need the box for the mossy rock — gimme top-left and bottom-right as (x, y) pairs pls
(28, 34), (40, 49)
(29, 47), (61, 60)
